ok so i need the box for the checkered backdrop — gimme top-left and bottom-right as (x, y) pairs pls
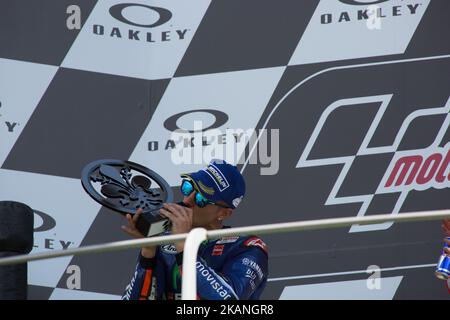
(1, 0), (449, 299)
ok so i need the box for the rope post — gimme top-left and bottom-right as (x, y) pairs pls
(181, 228), (207, 300)
(0, 210), (449, 267)
(0, 201), (34, 300)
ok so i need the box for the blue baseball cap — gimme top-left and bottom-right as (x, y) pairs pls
(180, 159), (246, 209)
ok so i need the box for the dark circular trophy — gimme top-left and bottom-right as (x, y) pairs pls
(81, 159), (174, 237)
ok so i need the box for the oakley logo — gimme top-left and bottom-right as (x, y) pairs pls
(34, 209), (57, 232)
(297, 94), (450, 233)
(291, 0), (429, 64)
(109, 3), (172, 28)
(164, 109), (229, 133)
(338, 0), (390, 4)
(93, 4), (188, 43)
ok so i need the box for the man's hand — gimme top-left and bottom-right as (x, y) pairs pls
(159, 203), (193, 252)
(122, 208), (145, 239)
(121, 208), (156, 258)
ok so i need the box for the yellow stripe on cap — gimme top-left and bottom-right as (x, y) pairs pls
(197, 180), (215, 195)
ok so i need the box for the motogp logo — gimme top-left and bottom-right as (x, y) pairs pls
(297, 94), (450, 233)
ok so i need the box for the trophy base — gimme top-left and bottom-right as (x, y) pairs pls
(136, 211), (171, 237)
(135, 202), (188, 237)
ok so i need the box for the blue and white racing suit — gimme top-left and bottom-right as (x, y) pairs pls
(122, 233), (268, 300)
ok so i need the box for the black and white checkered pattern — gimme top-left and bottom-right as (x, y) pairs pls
(1, 0), (449, 299)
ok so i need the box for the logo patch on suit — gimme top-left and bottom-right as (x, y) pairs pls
(212, 244), (225, 256)
(216, 236), (239, 244)
(243, 237), (268, 255)
(161, 244), (178, 254)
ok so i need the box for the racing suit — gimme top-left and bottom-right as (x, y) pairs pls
(122, 233), (268, 300)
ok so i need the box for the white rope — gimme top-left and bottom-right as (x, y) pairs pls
(0, 209), (448, 268)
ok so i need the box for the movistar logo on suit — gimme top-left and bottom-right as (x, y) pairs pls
(196, 262), (232, 300)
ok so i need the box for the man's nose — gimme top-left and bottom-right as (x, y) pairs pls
(183, 192), (196, 207)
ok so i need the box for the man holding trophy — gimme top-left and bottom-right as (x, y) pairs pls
(121, 160), (269, 300)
